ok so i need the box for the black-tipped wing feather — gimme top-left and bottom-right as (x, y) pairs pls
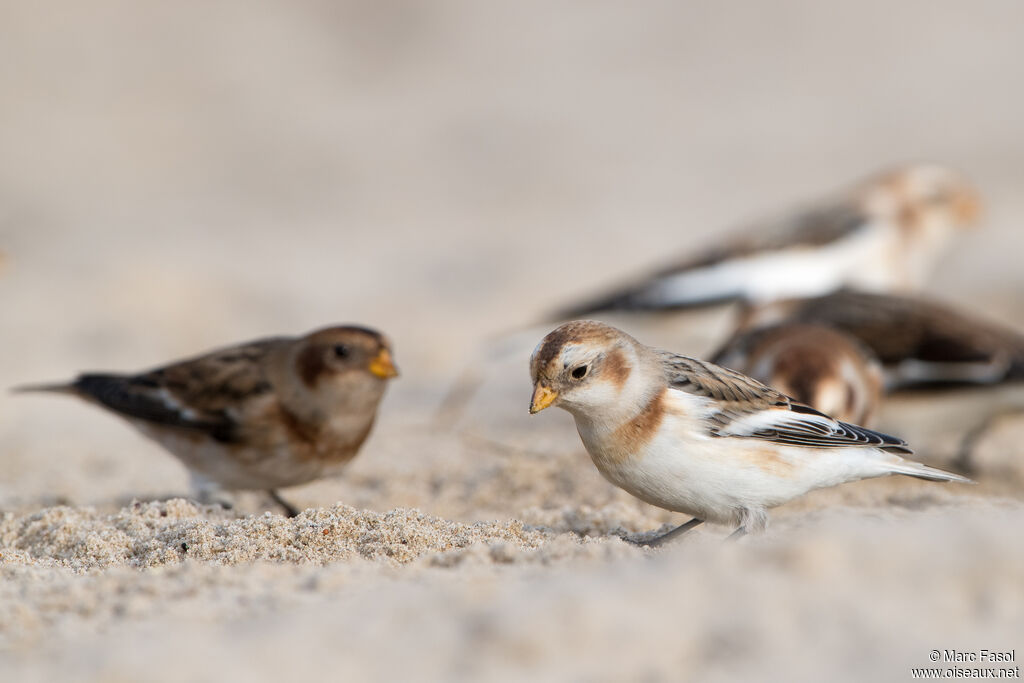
(658, 351), (911, 454)
(66, 340), (280, 443)
(71, 374), (237, 439)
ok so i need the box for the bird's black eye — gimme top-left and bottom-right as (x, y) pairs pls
(333, 344), (351, 359)
(571, 365), (588, 380)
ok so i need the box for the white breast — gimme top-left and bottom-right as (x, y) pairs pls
(574, 389), (890, 526)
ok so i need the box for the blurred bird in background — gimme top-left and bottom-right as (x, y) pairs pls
(710, 322), (884, 426)
(714, 289), (1024, 466)
(445, 165), (984, 433)
(727, 290), (1024, 391)
(553, 164), (980, 318)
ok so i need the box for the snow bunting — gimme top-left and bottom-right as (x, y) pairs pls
(736, 290), (1024, 390)
(528, 321), (970, 542)
(17, 325), (399, 515)
(554, 164), (980, 317)
(710, 323), (884, 426)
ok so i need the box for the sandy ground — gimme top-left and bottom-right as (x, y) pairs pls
(2, 1), (1024, 680)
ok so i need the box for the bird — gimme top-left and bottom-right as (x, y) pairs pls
(16, 325), (399, 516)
(528, 320), (970, 543)
(709, 323), (884, 426)
(552, 164), (980, 318)
(733, 289), (1024, 391)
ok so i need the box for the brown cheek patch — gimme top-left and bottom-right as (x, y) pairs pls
(897, 204), (922, 233)
(954, 192), (980, 225)
(610, 389), (667, 462)
(296, 344), (327, 388)
(602, 349), (630, 390)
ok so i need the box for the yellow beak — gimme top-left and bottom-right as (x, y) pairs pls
(368, 349), (399, 379)
(529, 384), (558, 414)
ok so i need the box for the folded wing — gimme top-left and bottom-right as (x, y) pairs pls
(57, 340), (279, 443)
(658, 350), (911, 454)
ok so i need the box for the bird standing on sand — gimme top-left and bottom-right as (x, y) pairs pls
(17, 325), (399, 516)
(528, 321), (970, 543)
(554, 164), (980, 317)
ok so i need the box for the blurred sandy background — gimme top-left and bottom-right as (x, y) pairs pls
(2, 1), (1024, 681)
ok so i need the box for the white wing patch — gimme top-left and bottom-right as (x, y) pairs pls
(663, 386), (718, 420)
(154, 387), (200, 421)
(639, 221), (891, 307)
(716, 407), (837, 439)
(890, 358), (1010, 387)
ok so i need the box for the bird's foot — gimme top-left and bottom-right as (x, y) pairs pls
(624, 518), (704, 547)
(267, 490), (301, 518)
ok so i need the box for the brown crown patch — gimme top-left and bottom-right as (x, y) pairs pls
(296, 326), (390, 388)
(305, 325), (386, 347)
(533, 321), (629, 378)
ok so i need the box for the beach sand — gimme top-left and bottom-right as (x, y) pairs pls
(2, 1), (1024, 680)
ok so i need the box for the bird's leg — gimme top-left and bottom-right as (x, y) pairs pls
(634, 518), (704, 547)
(729, 506), (764, 541)
(267, 490), (301, 518)
(189, 472), (234, 511)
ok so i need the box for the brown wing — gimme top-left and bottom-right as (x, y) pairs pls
(658, 351), (910, 453)
(68, 339), (282, 442)
(658, 351), (790, 407)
